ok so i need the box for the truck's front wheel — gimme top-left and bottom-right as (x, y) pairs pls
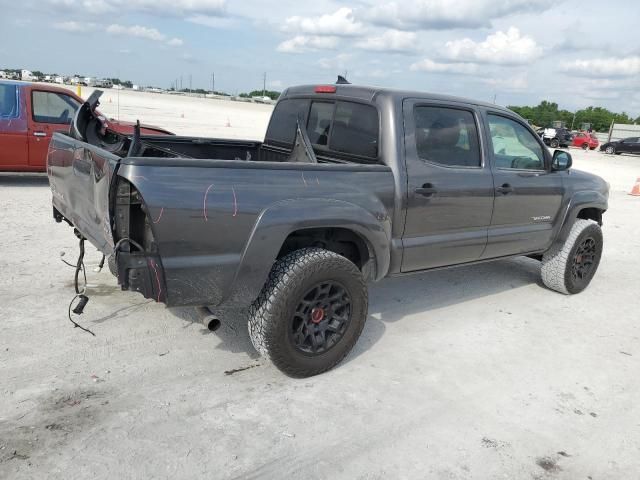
(248, 248), (368, 377)
(541, 219), (603, 294)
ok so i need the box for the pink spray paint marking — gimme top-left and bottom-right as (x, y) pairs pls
(301, 172), (308, 187)
(148, 259), (162, 302)
(232, 187), (238, 217)
(203, 183), (215, 221)
(152, 207), (164, 224)
(130, 175), (148, 182)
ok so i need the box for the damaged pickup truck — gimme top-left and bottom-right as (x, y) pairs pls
(48, 83), (609, 377)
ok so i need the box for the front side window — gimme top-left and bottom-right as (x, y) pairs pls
(414, 106), (481, 167)
(488, 114), (545, 170)
(32, 91), (80, 124)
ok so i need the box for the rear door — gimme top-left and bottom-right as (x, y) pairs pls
(481, 111), (564, 258)
(0, 83), (28, 169)
(401, 100), (494, 271)
(28, 89), (81, 168)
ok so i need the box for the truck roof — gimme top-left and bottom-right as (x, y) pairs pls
(0, 80), (77, 96)
(282, 83), (513, 114)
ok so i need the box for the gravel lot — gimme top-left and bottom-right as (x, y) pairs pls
(1, 92), (639, 479)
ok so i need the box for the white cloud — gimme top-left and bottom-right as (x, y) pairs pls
(105, 24), (184, 47)
(410, 59), (478, 74)
(166, 38), (184, 47)
(277, 35), (339, 53)
(483, 73), (529, 91)
(356, 30), (417, 53)
(366, 0), (553, 30)
(283, 8), (364, 37)
(442, 27), (542, 65)
(562, 56), (640, 78)
(106, 24), (165, 41)
(53, 21), (96, 32)
(268, 80), (283, 89)
(318, 53), (352, 70)
(45, 0), (226, 17)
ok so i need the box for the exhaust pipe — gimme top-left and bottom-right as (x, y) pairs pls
(194, 306), (221, 332)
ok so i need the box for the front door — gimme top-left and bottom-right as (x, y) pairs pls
(401, 100), (494, 272)
(482, 112), (565, 258)
(28, 89), (80, 169)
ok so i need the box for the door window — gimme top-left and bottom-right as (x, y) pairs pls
(488, 114), (545, 170)
(32, 91), (80, 124)
(414, 106), (481, 167)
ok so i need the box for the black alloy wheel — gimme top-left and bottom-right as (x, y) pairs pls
(290, 281), (352, 355)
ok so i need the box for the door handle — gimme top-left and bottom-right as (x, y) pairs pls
(33, 131), (47, 137)
(415, 183), (437, 196)
(496, 183), (514, 194)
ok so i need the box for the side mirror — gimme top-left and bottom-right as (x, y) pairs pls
(552, 150), (572, 171)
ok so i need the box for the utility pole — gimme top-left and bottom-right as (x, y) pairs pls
(189, 74), (192, 94)
(211, 72), (215, 94)
(262, 72), (266, 97)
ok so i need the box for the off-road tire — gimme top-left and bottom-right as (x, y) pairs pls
(541, 219), (603, 294)
(248, 248), (368, 377)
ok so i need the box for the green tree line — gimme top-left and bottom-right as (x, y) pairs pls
(508, 101), (639, 132)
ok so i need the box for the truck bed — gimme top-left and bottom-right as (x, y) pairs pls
(48, 130), (395, 307)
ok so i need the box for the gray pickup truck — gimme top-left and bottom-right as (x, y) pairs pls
(48, 83), (609, 377)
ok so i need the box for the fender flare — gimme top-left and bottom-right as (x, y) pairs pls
(223, 197), (392, 306)
(555, 190), (607, 244)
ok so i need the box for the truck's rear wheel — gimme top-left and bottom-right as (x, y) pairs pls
(248, 248), (368, 377)
(541, 219), (603, 294)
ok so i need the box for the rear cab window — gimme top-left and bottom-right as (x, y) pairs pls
(265, 97), (380, 163)
(0, 84), (19, 119)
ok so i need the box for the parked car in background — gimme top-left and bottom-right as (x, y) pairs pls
(600, 137), (640, 155)
(572, 132), (599, 150)
(0, 80), (173, 172)
(537, 126), (574, 148)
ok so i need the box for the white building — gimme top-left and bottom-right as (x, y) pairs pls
(21, 69), (36, 81)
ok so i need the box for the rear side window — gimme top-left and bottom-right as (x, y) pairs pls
(0, 84), (19, 118)
(414, 106), (481, 167)
(329, 102), (378, 158)
(32, 91), (80, 124)
(265, 98), (310, 146)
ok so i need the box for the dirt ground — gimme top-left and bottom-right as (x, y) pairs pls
(1, 94), (639, 479)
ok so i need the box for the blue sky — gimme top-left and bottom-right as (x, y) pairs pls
(1, 0), (639, 115)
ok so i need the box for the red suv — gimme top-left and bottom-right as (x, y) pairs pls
(572, 132), (599, 150)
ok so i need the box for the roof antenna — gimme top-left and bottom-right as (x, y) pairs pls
(336, 75), (350, 85)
